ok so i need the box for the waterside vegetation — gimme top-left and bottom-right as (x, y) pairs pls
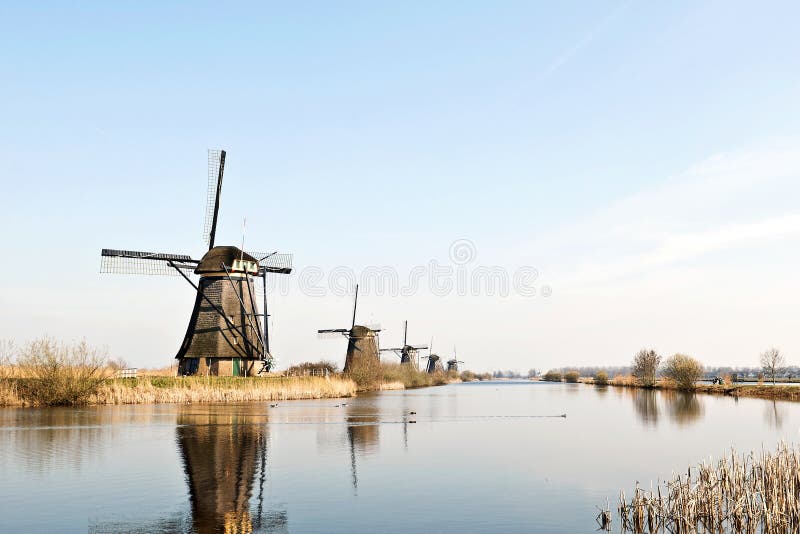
(612, 442), (800, 533)
(0, 338), (476, 407)
(541, 347), (800, 402)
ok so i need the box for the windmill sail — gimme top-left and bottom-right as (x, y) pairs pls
(203, 149), (226, 250)
(100, 149), (293, 378)
(100, 249), (198, 276)
(246, 252), (294, 274)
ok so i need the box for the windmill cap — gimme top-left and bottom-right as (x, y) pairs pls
(350, 325), (377, 338)
(195, 246), (258, 275)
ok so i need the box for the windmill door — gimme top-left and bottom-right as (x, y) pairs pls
(233, 358), (241, 377)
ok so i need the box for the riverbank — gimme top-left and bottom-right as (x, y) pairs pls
(0, 375), (359, 406)
(580, 376), (800, 401)
(0, 369), (463, 407)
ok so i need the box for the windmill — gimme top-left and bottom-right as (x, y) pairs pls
(379, 320), (428, 367)
(446, 346), (464, 373)
(318, 284), (381, 373)
(421, 339), (445, 374)
(100, 150), (292, 377)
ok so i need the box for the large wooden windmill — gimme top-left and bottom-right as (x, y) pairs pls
(380, 321), (428, 367)
(100, 150), (292, 377)
(318, 285), (381, 373)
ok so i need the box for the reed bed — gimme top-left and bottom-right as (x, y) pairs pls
(89, 376), (357, 405)
(614, 442), (800, 533)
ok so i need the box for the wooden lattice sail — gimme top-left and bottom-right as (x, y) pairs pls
(100, 150), (292, 377)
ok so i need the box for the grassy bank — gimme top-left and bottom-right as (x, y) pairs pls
(583, 375), (800, 401)
(380, 363), (455, 389)
(0, 338), (462, 407)
(1, 375), (357, 406)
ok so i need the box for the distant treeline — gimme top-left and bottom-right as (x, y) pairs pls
(537, 365), (800, 380)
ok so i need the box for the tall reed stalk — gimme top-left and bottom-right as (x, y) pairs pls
(614, 442), (800, 533)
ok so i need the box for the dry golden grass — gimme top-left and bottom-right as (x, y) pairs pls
(0, 380), (21, 405)
(88, 375), (356, 405)
(610, 374), (638, 386)
(379, 381), (406, 390)
(136, 363), (179, 377)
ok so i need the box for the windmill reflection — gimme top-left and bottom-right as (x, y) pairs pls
(345, 404), (380, 494)
(177, 407), (287, 534)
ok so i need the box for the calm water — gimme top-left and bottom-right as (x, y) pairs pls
(1, 381), (799, 533)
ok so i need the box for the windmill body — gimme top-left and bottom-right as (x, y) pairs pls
(446, 347), (464, 373)
(101, 150), (292, 377)
(380, 320), (427, 368)
(175, 246), (264, 376)
(423, 354), (445, 374)
(318, 285), (381, 373)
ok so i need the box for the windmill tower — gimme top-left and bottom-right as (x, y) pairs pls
(422, 354), (444, 374)
(446, 346), (464, 373)
(318, 285), (381, 373)
(100, 150), (292, 377)
(380, 321), (428, 367)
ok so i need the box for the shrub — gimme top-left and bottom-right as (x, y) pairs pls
(632, 349), (661, 387)
(564, 370), (580, 383)
(286, 360), (338, 376)
(661, 353), (704, 391)
(346, 356), (382, 390)
(543, 370), (562, 382)
(16, 338), (109, 406)
(381, 363), (438, 388)
(460, 370), (476, 382)
(594, 371), (609, 386)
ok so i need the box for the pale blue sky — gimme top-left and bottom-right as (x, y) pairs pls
(1, 1), (799, 371)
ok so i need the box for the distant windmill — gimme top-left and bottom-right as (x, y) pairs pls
(318, 284), (381, 372)
(100, 150), (293, 376)
(446, 346), (464, 373)
(421, 339), (445, 374)
(380, 321), (428, 367)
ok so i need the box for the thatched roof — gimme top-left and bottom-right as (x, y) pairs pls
(349, 325), (377, 338)
(195, 246), (257, 275)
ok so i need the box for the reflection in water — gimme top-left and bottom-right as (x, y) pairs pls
(179, 409), (259, 532)
(90, 407), (287, 533)
(1, 407), (161, 474)
(631, 389), (659, 427)
(764, 400), (787, 430)
(345, 404), (380, 494)
(663, 390), (704, 426)
(624, 388), (705, 428)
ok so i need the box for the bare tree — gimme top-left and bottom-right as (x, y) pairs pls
(632, 349), (661, 387)
(760, 348), (785, 385)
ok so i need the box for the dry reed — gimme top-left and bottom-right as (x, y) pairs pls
(614, 442), (800, 533)
(89, 376), (356, 405)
